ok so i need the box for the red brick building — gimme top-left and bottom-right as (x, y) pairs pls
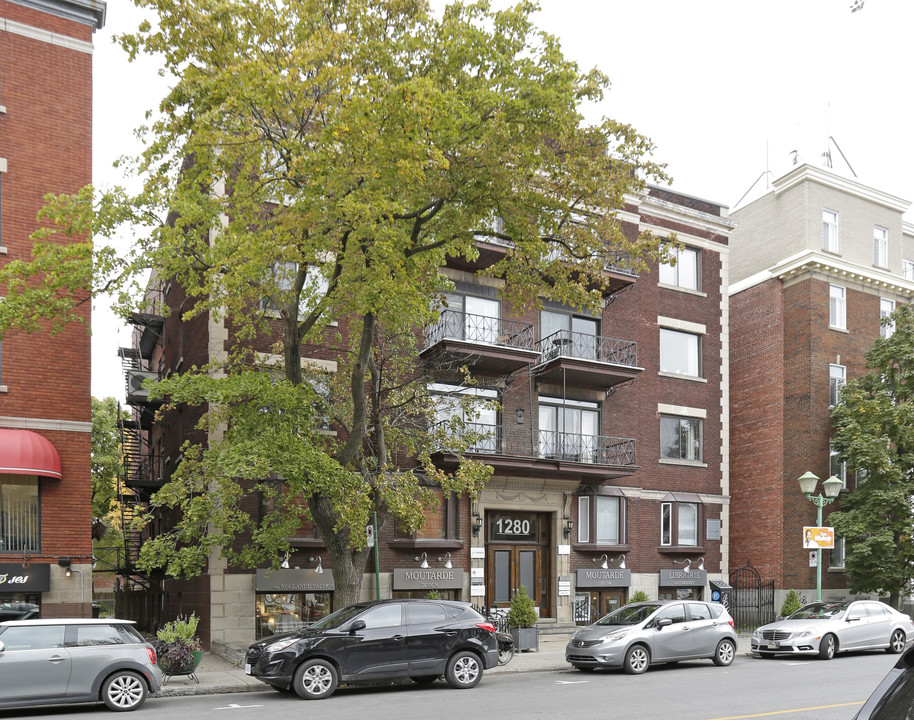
(120, 183), (733, 653)
(729, 163), (914, 606)
(0, 0), (105, 617)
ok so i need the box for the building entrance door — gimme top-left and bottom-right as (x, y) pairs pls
(590, 589), (626, 617)
(485, 511), (550, 617)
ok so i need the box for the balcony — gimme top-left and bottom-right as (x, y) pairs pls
(421, 310), (540, 375)
(533, 330), (642, 388)
(431, 421), (637, 481)
(444, 237), (513, 273)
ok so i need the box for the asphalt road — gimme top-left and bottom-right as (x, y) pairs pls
(1, 650), (902, 720)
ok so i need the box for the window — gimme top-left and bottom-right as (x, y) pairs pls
(830, 443), (846, 488)
(538, 397), (600, 463)
(829, 284), (846, 330)
(359, 603), (403, 629)
(396, 488), (459, 541)
(829, 364), (845, 406)
(903, 259), (914, 281)
(874, 226), (888, 268)
(0, 625), (65, 651)
(0, 158), (6, 247)
(660, 415), (702, 462)
(856, 467), (868, 485)
(431, 383), (498, 453)
(830, 538), (845, 569)
(434, 292), (500, 344)
(881, 298), (895, 338)
(72, 624), (127, 646)
(659, 328), (701, 377)
(306, 374), (332, 430)
(0, 476), (39, 552)
(661, 500), (699, 547)
(822, 209), (839, 253)
(541, 309), (599, 360)
(261, 261), (329, 317)
(659, 245), (700, 291)
(653, 603), (687, 624)
(577, 494), (623, 545)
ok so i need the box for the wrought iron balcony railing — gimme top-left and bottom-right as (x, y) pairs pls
(424, 310), (536, 351)
(538, 330), (638, 366)
(432, 421), (636, 467)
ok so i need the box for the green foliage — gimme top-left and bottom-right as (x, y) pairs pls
(0, 0), (670, 605)
(91, 397), (127, 520)
(626, 590), (650, 604)
(424, 590), (442, 600)
(830, 304), (914, 607)
(507, 586), (538, 628)
(153, 613), (202, 668)
(780, 589), (802, 618)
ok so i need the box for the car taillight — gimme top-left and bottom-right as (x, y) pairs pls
(476, 622), (496, 633)
(728, 618), (734, 628)
(146, 646), (157, 665)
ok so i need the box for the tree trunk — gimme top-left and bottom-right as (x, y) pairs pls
(309, 493), (371, 607)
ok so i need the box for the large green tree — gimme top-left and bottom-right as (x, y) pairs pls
(829, 304), (914, 608)
(0, 0), (670, 605)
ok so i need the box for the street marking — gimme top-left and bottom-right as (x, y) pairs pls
(216, 703), (264, 710)
(703, 701), (863, 720)
(555, 680), (589, 684)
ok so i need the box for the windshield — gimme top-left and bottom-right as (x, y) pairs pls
(306, 604), (369, 631)
(595, 603), (662, 626)
(788, 602), (848, 620)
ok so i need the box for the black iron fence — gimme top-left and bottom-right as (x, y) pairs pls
(729, 562), (775, 632)
(538, 330), (638, 366)
(424, 310), (536, 351)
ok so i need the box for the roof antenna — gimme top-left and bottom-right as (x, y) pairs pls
(827, 136), (857, 177)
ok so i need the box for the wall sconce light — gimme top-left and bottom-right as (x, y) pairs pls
(472, 510), (483, 538)
(415, 552), (429, 569)
(674, 557), (703, 572)
(563, 517), (574, 539)
(309, 556), (324, 574)
(696, 557), (705, 571)
(516, 409), (525, 424)
(58, 557), (71, 576)
(280, 552), (291, 569)
(594, 554), (609, 569)
(593, 554), (626, 570)
(438, 552), (453, 569)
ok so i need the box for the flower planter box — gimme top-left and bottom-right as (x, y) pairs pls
(510, 627), (539, 652)
(159, 650), (204, 686)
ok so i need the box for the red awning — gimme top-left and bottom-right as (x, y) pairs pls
(0, 429), (62, 479)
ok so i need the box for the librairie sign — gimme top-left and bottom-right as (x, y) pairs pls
(0, 563), (50, 592)
(659, 568), (708, 587)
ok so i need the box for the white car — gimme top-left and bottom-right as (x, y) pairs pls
(0, 618), (161, 712)
(752, 601), (914, 660)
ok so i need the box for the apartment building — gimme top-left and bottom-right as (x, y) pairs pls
(729, 163), (914, 605)
(121, 185), (732, 651)
(0, 0), (106, 617)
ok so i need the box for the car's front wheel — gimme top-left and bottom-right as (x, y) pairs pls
(623, 645), (650, 675)
(713, 638), (736, 666)
(445, 651), (483, 689)
(818, 633), (837, 660)
(293, 659), (339, 700)
(101, 671), (147, 712)
(888, 629), (907, 654)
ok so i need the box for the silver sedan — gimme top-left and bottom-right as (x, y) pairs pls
(566, 600), (738, 674)
(752, 600), (914, 660)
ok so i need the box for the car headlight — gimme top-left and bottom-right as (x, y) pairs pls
(752, 629), (762, 640)
(600, 630), (630, 643)
(265, 637), (299, 653)
(791, 630), (813, 639)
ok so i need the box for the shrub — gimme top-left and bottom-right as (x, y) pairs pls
(507, 586), (538, 628)
(780, 589), (802, 618)
(152, 613), (202, 669)
(626, 590), (650, 604)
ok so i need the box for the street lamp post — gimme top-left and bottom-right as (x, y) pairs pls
(798, 471), (844, 602)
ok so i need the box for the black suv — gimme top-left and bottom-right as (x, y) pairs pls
(244, 598), (498, 699)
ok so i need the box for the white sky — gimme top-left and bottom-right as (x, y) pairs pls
(90, 0), (914, 402)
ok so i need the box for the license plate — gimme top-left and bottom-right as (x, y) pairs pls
(767, 642), (780, 649)
(245, 663), (252, 675)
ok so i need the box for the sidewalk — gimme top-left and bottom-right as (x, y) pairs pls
(156, 634), (754, 697)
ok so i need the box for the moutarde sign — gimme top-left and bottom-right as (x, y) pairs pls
(393, 568), (464, 591)
(575, 568), (631, 588)
(0, 563), (50, 593)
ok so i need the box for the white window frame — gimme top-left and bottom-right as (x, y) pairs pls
(0, 157), (6, 252)
(822, 209), (839, 253)
(880, 298), (895, 338)
(874, 226), (888, 268)
(829, 284), (846, 330)
(659, 328), (702, 378)
(830, 537), (845, 569)
(660, 415), (702, 462)
(829, 364), (845, 407)
(659, 245), (700, 292)
(830, 442), (846, 488)
(903, 259), (914, 281)
(661, 501), (699, 547)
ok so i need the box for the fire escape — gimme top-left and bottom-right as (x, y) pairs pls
(114, 288), (166, 592)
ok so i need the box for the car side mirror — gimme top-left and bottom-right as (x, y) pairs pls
(348, 619), (367, 634)
(655, 618), (672, 630)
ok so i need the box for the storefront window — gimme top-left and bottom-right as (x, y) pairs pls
(658, 587), (701, 601)
(0, 475), (40, 552)
(255, 592), (331, 640)
(0, 592), (40, 620)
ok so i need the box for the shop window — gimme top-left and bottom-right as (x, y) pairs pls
(577, 493), (624, 545)
(0, 475), (40, 552)
(659, 244), (700, 291)
(256, 591), (331, 639)
(660, 497), (701, 548)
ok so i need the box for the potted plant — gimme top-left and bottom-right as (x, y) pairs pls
(152, 613), (204, 685)
(507, 586), (539, 652)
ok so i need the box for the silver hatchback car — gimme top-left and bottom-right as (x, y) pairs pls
(0, 618), (161, 712)
(566, 600), (737, 674)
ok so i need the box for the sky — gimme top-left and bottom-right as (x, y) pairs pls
(90, 0), (914, 402)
